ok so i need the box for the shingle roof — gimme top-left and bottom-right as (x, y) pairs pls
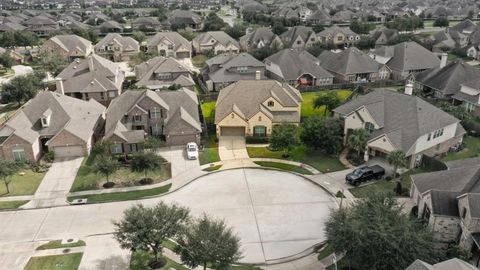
(147, 32), (191, 52)
(48, 34), (92, 55)
(406, 259), (477, 270)
(0, 22), (26, 32)
(317, 25), (357, 38)
(194, 31), (239, 48)
(280, 26), (314, 46)
(206, 53), (266, 83)
(333, 89), (462, 153)
(430, 190), (460, 216)
(167, 10), (202, 25)
(318, 47), (383, 75)
(265, 49), (333, 81)
(214, 80), (302, 124)
(239, 27), (277, 47)
(135, 56), (193, 88)
(376, 42), (440, 71)
(95, 33), (139, 53)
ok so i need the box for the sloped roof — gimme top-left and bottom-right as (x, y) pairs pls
(147, 32), (191, 51)
(135, 56), (192, 88)
(167, 10), (202, 25)
(450, 19), (478, 33)
(378, 42), (440, 71)
(280, 26), (315, 46)
(206, 53), (266, 83)
(95, 33), (139, 53)
(48, 34), (92, 55)
(317, 25), (357, 38)
(407, 258), (477, 270)
(0, 22), (26, 32)
(265, 49), (333, 80)
(240, 27), (277, 46)
(194, 31), (239, 48)
(318, 47), (382, 75)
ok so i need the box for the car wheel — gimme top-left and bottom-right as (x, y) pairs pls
(354, 181), (360, 186)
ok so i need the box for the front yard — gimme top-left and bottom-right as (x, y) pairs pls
(0, 164), (46, 197)
(24, 253), (83, 270)
(301, 90), (352, 118)
(254, 161), (313, 175)
(0, 200), (28, 210)
(443, 136), (480, 162)
(67, 184), (172, 204)
(247, 146), (345, 173)
(199, 133), (220, 165)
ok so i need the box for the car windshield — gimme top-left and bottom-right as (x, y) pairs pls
(187, 145), (197, 151)
(353, 169), (362, 176)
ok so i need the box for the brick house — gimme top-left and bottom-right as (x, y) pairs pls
(95, 33), (140, 62)
(40, 34), (93, 62)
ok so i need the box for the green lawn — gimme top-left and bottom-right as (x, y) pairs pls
(203, 165), (222, 172)
(0, 165), (46, 197)
(67, 184), (172, 204)
(192, 55), (208, 68)
(199, 133), (220, 165)
(24, 253), (83, 270)
(130, 251), (189, 270)
(36, 240), (86, 250)
(247, 146), (345, 173)
(317, 244), (334, 261)
(201, 101), (216, 124)
(443, 136), (480, 162)
(0, 200), (28, 210)
(349, 167), (433, 198)
(301, 90), (352, 118)
(70, 157), (171, 192)
(254, 161), (313, 175)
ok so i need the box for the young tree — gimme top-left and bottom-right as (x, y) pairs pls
(130, 151), (162, 179)
(1, 74), (40, 106)
(140, 137), (164, 153)
(313, 92), (341, 116)
(433, 17), (449, 27)
(269, 123), (299, 156)
(0, 160), (19, 194)
(387, 150), (406, 178)
(114, 202), (190, 267)
(176, 214), (242, 270)
(347, 128), (369, 158)
(132, 31), (147, 43)
(93, 155), (119, 185)
(0, 51), (15, 69)
(225, 24), (247, 39)
(300, 116), (343, 154)
(325, 193), (438, 270)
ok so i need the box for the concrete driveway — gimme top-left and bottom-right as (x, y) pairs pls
(0, 169), (336, 266)
(79, 235), (131, 270)
(218, 136), (249, 161)
(22, 157), (84, 209)
(158, 146), (200, 177)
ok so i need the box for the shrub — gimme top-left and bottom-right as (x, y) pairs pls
(462, 119), (480, 137)
(139, 178), (154, 185)
(30, 163), (50, 173)
(246, 136), (269, 144)
(335, 191), (345, 198)
(43, 151), (55, 163)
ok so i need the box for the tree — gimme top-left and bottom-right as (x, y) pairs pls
(270, 123), (299, 156)
(0, 160), (18, 194)
(130, 151), (162, 179)
(387, 150), (406, 178)
(326, 193), (438, 270)
(36, 50), (69, 77)
(140, 137), (164, 152)
(132, 31), (147, 43)
(433, 17), (449, 27)
(356, 36), (376, 50)
(93, 155), (119, 185)
(225, 24), (246, 39)
(313, 92), (341, 116)
(92, 139), (114, 156)
(178, 28), (197, 41)
(350, 21), (375, 34)
(312, 24), (324, 33)
(176, 214), (242, 270)
(203, 12), (227, 31)
(0, 51), (15, 69)
(250, 46), (276, 61)
(438, 102), (472, 122)
(300, 116), (343, 154)
(347, 128), (368, 158)
(1, 74), (40, 106)
(114, 202), (190, 267)
(272, 21), (286, 35)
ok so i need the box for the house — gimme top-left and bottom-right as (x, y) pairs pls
(56, 54), (125, 104)
(369, 41), (441, 80)
(41, 34), (93, 62)
(412, 59), (480, 99)
(166, 10), (202, 30)
(239, 27), (283, 52)
(453, 77), (480, 116)
(264, 49), (334, 86)
(98, 20), (123, 33)
(0, 22), (26, 32)
(318, 47), (391, 83)
(0, 47), (24, 64)
(406, 258), (477, 270)
(410, 157), (480, 263)
(333, 88), (465, 168)
(131, 17), (161, 32)
(201, 53), (266, 91)
(105, 88), (202, 150)
(306, 10), (331, 25)
(95, 33), (139, 62)
(370, 27), (398, 47)
(280, 26), (318, 49)
(317, 25), (360, 48)
(147, 32), (192, 59)
(0, 91), (105, 161)
(24, 15), (59, 36)
(214, 80), (302, 137)
(192, 31), (240, 55)
(135, 56), (195, 90)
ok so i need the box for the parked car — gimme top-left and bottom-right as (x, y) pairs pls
(345, 165), (385, 186)
(186, 142), (199, 160)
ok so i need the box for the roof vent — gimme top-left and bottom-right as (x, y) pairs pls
(90, 81), (94, 85)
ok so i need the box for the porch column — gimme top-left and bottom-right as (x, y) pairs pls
(364, 147), (369, 162)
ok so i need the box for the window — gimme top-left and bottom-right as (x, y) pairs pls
(100, 92), (105, 100)
(111, 143), (123, 154)
(297, 40), (301, 45)
(167, 44), (174, 50)
(151, 124), (162, 136)
(427, 133), (431, 141)
(133, 115), (142, 122)
(267, 101), (274, 107)
(365, 122), (375, 134)
(464, 102), (476, 112)
(150, 107), (161, 118)
(253, 126), (266, 137)
(12, 146), (25, 161)
(108, 91), (116, 98)
(433, 128), (444, 139)
(236, 66), (248, 73)
(84, 93), (89, 100)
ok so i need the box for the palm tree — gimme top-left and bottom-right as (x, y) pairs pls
(387, 150), (406, 179)
(347, 129), (369, 158)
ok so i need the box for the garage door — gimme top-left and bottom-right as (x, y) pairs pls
(220, 127), (245, 136)
(53, 146), (84, 158)
(176, 51), (190, 59)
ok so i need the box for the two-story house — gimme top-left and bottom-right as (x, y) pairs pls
(201, 53), (266, 91)
(105, 88), (202, 151)
(56, 54), (125, 105)
(192, 31), (240, 55)
(333, 88), (466, 168)
(135, 56), (195, 90)
(453, 77), (480, 116)
(239, 27), (283, 52)
(279, 26), (318, 49)
(95, 33), (140, 62)
(317, 25), (360, 48)
(147, 32), (192, 59)
(41, 34), (93, 62)
(214, 80), (302, 137)
(24, 15), (59, 36)
(166, 10), (202, 31)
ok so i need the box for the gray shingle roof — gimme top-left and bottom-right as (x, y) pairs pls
(135, 56), (193, 88)
(206, 53), (266, 83)
(48, 34), (92, 55)
(333, 89), (462, 153)
(318, 47), (383, 75)
(240, 27), (278, 47)
(375, 42), (440, 71)
(265, 49), (333, 81)
(147, 32), (191, 52)
(95, 33), (139, 53)
(430, 190), (460, 216)
(167, 10), (202, 26)
(280, 26), (314, 47)
(406, 259), (477, 270)
(194, 31), (239, 48)
(0, 22), (26, 32)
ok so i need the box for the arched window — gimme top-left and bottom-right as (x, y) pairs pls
(365, 122), (375, 134)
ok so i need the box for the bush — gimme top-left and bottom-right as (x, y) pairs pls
(335, 191), (346, 198)
(347, 149), (365, 166)
(246, 136), (269, 144)
(139, 178), (154, 185)
(30, 163), (50, 173)
(463, 119), (480, 137)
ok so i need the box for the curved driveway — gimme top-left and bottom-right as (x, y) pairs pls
(0, 169), (337, 265)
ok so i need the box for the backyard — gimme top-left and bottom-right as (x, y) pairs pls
(0, 164), (46, 197)
(443, 136), (480, 162)
(301, 90), (352, 118)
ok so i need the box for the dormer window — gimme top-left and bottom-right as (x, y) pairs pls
(267, 101), (274, 107)
(41, 109), (51, 128)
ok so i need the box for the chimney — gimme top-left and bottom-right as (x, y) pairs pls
(255, 70), (261, 80)
(405, 83), (413, 95)
(440, 52), (448, 68)
(56, 78), (64, 95)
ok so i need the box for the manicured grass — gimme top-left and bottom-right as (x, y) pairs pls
(67, 184), (172, 204)
(24, 253), (83, 270)
(192, 55), (208, 68)
(0, 165), (46, 197)
(203, 165), (222, 172)
(36, 240), (86, 250)
(254, 161), (312, 175)
(0, 200), (28, 210)
(317, 244), (334, 261)
(443, 136), (480, 161)
(130, 251), (189, 270)
(247, 146), (345, 173)
(70, 157), (171, 192)
(199, 134), (220, 165)
(201, 101), (216, 124)
(349, 167), (433, 198)
(301, 90), (352, 118)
